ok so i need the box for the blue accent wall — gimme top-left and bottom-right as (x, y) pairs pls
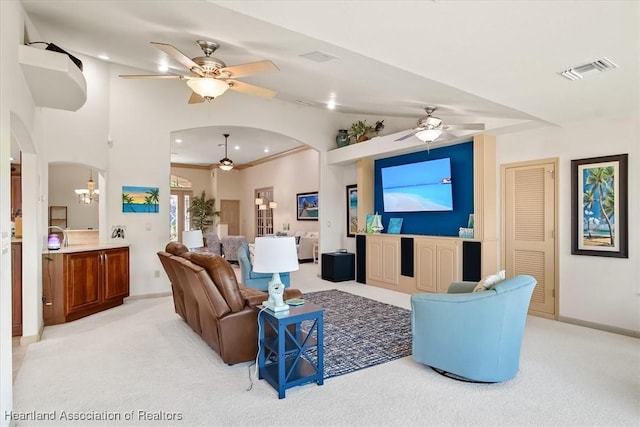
(374, 141), (474, 236)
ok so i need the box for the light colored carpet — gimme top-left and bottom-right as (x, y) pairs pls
(12, 263), (640, 426)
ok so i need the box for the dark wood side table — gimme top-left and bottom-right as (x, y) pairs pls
(321, 252), (355, 282)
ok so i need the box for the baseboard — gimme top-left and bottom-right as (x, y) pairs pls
(125, 291), (172, 301)
(558, 316), (640, 338)
(20, 323), (44, 345)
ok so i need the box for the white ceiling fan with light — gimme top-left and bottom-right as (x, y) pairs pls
(395, 106), (485, 143)
(119, 40), (279, 103)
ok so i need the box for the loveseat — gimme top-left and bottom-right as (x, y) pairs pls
(158, 242), (302, 364)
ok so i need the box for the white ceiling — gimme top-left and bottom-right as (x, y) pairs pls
(17, 1), (639, 166)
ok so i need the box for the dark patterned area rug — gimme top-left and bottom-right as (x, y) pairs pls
(302, 289), (412, 379)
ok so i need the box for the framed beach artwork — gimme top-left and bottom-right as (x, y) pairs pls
(296, 191), (319, 221)
(346, 184), (358, 237)
(122, 186), (160, 213)
(571, 154), (628, 258)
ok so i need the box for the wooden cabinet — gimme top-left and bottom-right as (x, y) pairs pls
(366, 234), (399, 288)
(11, 171), (21, 220)
(43, 247), (130, 325)
(12, 242), (22, 336)
(415, 237), (461, 293)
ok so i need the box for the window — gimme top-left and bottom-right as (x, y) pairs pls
(169, 175), (192, 241)
(255, 187), (274, 237)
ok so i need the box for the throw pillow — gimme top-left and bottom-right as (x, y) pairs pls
(295, 236), (301, 245)
(474, 270), (506, 292)
(248, 243), (255, 265)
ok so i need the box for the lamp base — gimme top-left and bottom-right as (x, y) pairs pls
(262, 301), (290, 312)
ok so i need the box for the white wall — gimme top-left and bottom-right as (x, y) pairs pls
(48, 163), (99, 229)
(497, 114), (639, 332)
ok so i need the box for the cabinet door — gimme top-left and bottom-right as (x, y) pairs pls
(436, 241), (461, 293)
(103, 248), (130, 301)
(366, 237), (383, 282)
(415, 239), (436, 292)
(381, 238), (399, 286)
(65, 251), (101, 314)
(11, 243), (22, 336)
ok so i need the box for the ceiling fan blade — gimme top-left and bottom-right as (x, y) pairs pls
(150, 42), (203, 76)
(227, 79), (277, 98)
(394, 132), (417, 142)
(441, 123), (485, 131)
(119, 74), (184, 79)
(188, 92), (205, 104)
(220, 60), (279, 78)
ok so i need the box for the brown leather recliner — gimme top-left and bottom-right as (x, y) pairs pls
(157, 243), (302, 365)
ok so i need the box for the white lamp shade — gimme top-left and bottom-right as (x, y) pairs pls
(415, 129), (443, 142)
(269, 201), (277, 209)
(187, 77), (229, 99)
(182, 229), (204, 249)
(255, 198), (263, 205)
(253, 236), (299, 273)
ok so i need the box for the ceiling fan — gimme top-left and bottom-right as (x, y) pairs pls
(395, 106), (485, 143)
(119, 40), (279, 104)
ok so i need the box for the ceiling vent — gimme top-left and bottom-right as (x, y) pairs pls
(299, 51), (339, 63)
(560, 57), (618, 81)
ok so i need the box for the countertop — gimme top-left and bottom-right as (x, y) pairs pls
(42, 243), (130, 254)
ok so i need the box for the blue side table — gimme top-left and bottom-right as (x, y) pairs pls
(257, 302), (324, 399)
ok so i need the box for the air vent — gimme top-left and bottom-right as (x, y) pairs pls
(299, 51), (339, 63)
(560, 57), (618, 81)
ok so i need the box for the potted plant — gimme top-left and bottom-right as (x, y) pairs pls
(188, 191), (221, 234)
(349, 120), (375, 143)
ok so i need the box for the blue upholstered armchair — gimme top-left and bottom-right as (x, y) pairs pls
(237, 243), (291, 291)
(411, 275), (536, 383)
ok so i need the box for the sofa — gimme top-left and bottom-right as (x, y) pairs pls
(237, 243), (291, 291)
(277, 231), (318, 262)
(411, 274), (536, 382)
(158, 241), (302, 365)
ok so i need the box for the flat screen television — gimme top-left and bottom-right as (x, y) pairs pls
(381, 157), (453, 212)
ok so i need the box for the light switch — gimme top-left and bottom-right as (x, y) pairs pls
(1, 232), (9, 255)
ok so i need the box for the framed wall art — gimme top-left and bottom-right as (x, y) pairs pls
(296, 191), (318, 221)
(122, 186), (159, 213)
(346, 184), (358, 237)
(571, 154), (628, 258)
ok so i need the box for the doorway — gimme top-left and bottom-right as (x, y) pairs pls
(502, 158), (558, 319)
(170, 190), (192, 241)
(220, 200), (240, 236)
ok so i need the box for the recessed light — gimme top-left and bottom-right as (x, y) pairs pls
(9, 157), (14, 161)
(158, 64), (169, 73)
(264, 148), (269, 153)
(98, 54), (110, 61)
(327, 100), (336, 110)
(175, 139), (182, 143)
(234, 145), (240, 150)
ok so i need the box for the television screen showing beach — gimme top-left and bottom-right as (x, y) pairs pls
(381, 158), (453, 212)
(122, 186), (159, 213)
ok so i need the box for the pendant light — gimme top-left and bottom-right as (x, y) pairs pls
(219, 133), (234, 171)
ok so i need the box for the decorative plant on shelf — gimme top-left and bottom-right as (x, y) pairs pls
(349, 120), (376, 143)
(188, 191), (221, 234)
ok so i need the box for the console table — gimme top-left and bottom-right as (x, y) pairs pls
(257, 303), (324, 399)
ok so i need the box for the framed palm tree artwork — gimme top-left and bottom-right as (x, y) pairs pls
(571, 154), (628, 258)
(122, 186), (160, 213)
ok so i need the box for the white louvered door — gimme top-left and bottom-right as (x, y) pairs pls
(503, 160), (557, 318)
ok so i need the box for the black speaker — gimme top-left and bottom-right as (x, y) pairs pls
(400, 237), (414, 277)
(462, 241), (482, 282)
(356, 235), (366, 283)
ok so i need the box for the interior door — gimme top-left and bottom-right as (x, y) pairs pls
(220, 199), (240, 236)
(502, 159), (558, 319)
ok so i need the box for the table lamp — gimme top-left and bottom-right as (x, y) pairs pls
(182, 229), (204, 252)
(253, 236), (299, 312)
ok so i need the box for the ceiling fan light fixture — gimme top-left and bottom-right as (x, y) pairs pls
(415, 129), (443, 143)
(187, 77), (229, 100)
